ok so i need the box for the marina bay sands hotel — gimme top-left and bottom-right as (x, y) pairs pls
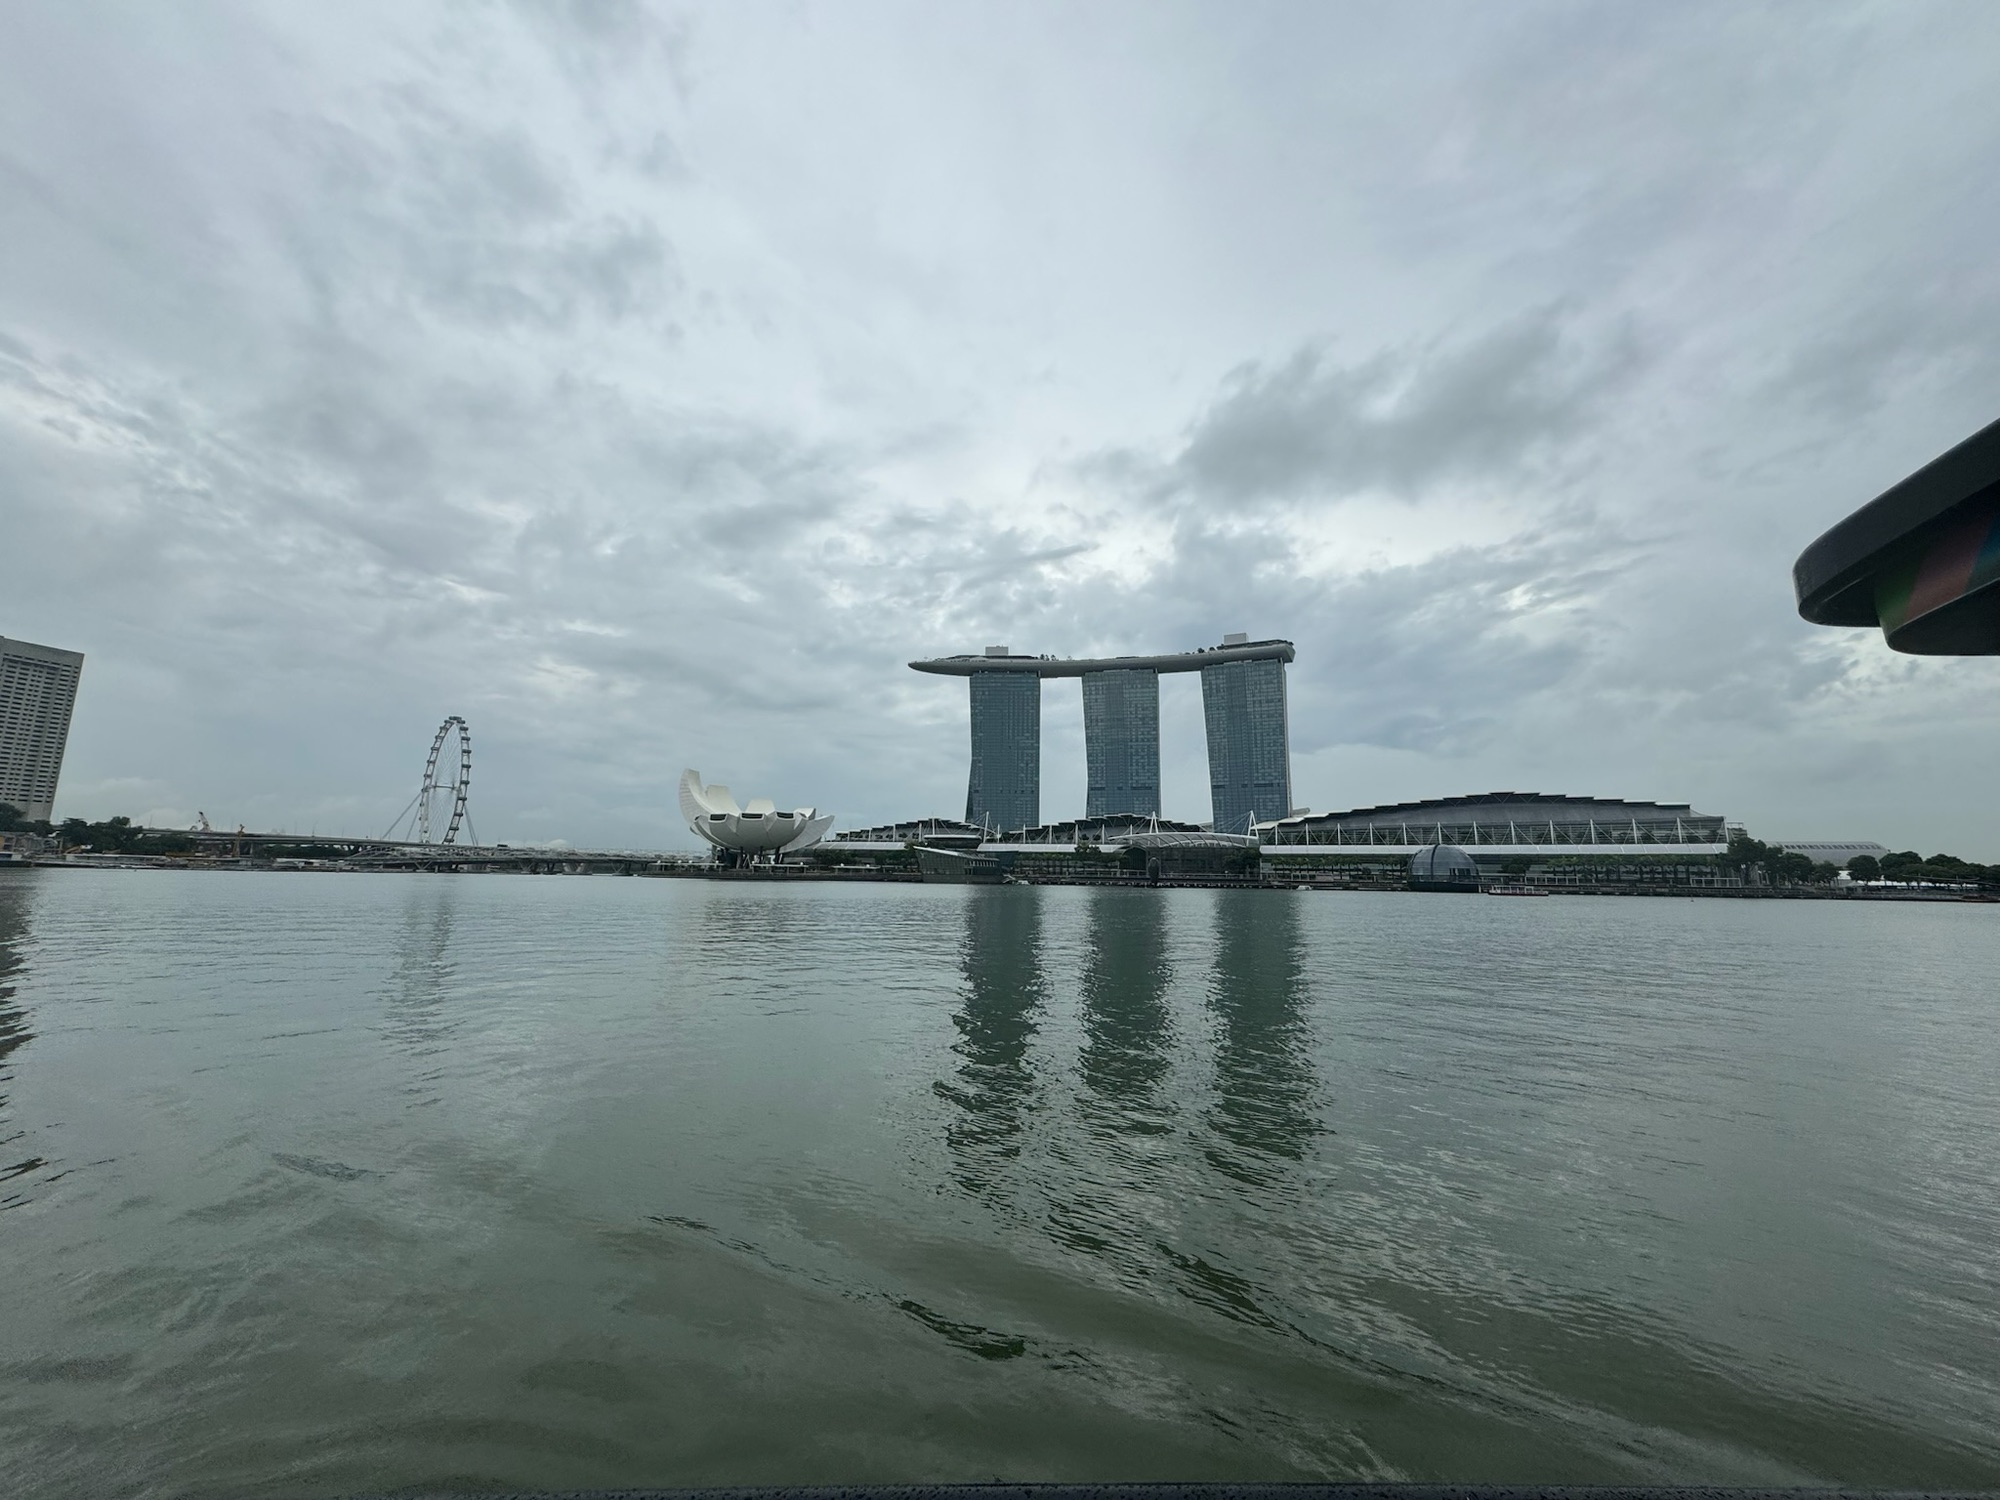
(910, 633), (1295, 836)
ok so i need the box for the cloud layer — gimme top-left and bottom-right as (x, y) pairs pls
(5, 1), (2000, 852)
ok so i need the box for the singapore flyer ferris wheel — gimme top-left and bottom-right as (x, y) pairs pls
(383, 716), (476, 846)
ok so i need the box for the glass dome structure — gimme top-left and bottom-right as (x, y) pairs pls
(1408, 843), (1480, 889)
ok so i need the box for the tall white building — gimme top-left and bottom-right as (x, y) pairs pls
(0, 636), (85, 824)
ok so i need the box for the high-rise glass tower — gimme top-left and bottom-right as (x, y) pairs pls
(914, 635), (1293, 836)
(0, 635), (85, 824)
(1201, 654), (1291, 835)
(1081, 668), (1159, 817)
(965, 670), (1040, 832)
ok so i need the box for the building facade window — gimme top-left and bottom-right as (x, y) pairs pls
(1081, 668), (1160, 818)
(965, 672), (1040, 834)
(1201, 656), (1291, 835)
(0, 638), (85, 824)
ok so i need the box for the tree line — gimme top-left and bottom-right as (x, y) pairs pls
(1728, 831), (1997, 888)
(1846, 850), (1996, 886)
(0, 806), (195, 854)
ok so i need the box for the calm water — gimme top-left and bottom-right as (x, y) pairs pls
(0, 871), (1996, 1496)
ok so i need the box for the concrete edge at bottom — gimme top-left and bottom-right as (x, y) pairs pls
(352, 1487), (1998, 1500)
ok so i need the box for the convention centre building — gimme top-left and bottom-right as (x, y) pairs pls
(1255, 792), (1730, 859)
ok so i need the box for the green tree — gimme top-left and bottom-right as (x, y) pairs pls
(1770, 850), (1816, 884)
(1728, 830), (1771, 882)
(51, 814), (194, 856)
(1918, 854), (1975, 886)
(1847, 854), (1880, 881)
(1879, 850), (1925, 882)
(1727, 830), (1771, 865)
(1727, 832), (1851, 886)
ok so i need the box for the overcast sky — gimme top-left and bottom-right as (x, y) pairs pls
(6, 1), (2000, 853)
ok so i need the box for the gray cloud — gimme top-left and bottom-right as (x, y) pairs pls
(267, 99), (679, 333)
(5, 1), (2000, 851)
(1167, 310), (1644, 506)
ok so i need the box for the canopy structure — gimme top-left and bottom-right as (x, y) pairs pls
(1794, 417), (2000, 653)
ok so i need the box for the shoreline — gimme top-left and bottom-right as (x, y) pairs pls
(2, 859), (1991, 900)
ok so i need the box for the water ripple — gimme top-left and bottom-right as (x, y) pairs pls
(0, 872), (1997, 1496)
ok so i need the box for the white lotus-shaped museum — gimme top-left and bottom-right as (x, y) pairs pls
(678, 769), (833, 855)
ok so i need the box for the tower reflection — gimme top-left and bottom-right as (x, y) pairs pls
(0, 876), (34, 1117)
(1077, 887), (1174, 1136)
(0, 875), (42, 1206)
(934, 888), (1046, 1198)
(382, 885), (461, 1095)
(1043, 886), (1179, 1266)
(1205, 891), (1317, 1186)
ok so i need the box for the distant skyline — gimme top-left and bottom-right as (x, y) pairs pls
(7, 3), (2000, 852)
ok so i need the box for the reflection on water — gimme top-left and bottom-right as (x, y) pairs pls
(381, 884), (462, 1102)
(1205, 891), (1317, 1185)
(1042, 888), (1179, 1270)
(5, 875), (2000, 1492)
(1077, 888), (1174, 1136)
(934, 888), (1045, 1197)
(0, 877), (37, 1208)
(0, 878), (31, 1093)
(693, 881), (818, 956)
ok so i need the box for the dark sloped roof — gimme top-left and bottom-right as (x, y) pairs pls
(1294, 792), (1701, 821)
